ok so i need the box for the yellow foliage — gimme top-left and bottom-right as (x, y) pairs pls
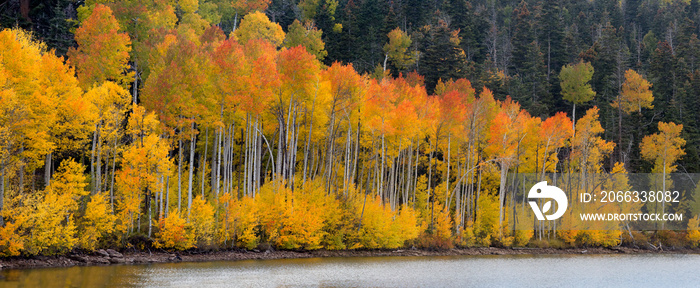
(116, 104), (170, 235)
(236, 197), (260, 250)
(0, 221), (23, 257)
(687, 216), (700, 247)
(255, 180), (340, 250)
(460, 221), (476, 247)
(558, 229), (578, 246)
(433, 208), (453, 244)
(612, 69), (654, 114)
(395, 205), (420, 243)
(641, 121), (685, 174)
(22, 159), (86, 255)
(355, 196), (393, 248)
(572, 107), (615, 173)
(25, 189), (77, 255)
(354, 195), (418, 249)
(218, 193), (259, 250)
(190, 196), (215, 248)
(514, 229), (534, 247)
(575, 230), (621, 247)
(234, 11), (285, 47)
(153, 209), (195, 250)
(79, 193), (117, 251)
(277, 182), (333, 250)
(474, 192), (499, 246)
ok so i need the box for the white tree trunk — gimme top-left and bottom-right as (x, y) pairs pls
(187, 121), (196, 218)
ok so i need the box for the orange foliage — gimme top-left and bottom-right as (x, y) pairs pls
(68, 4), (132, 89)
(154, 209), (195, 250)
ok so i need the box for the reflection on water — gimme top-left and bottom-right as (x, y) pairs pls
(2, 254), (700, 287)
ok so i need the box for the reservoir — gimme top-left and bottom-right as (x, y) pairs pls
(1, 254), (699, 287)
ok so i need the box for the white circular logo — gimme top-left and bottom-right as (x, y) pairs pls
(528, 181), (568, 221)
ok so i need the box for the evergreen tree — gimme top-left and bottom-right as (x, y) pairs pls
(417, 19), (467, 94)
(510, 1), (534, 77)
(649, 41), (680, 123)
(538, 0), (566, 85)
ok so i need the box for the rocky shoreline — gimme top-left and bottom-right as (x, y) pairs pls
(1, 246), (698, 270)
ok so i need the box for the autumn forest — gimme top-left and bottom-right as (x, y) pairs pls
(0, 0), (699, 256)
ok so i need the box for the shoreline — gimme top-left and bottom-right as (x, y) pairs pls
(2, 246), (699, 270)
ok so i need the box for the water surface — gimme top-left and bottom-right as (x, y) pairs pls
(1, 254), (699, 287)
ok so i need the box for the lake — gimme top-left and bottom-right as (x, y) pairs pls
(1, 254), (699, 287)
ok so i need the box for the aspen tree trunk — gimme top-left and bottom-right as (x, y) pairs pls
(211, 128), (219, 198)
(303, 105), (317, 186)
(156, 177), (160, 220)
(498, 161), (508, 238)
(96, 124), (103, 194)
(406, 141), (413, 202)
(90, 123), (98, 193)
(148, 190), (152, 237)
(230, 125), (235, 194)
(475, 161), (483, 220)
(276, 116), (284, 180)
(238, 128), (244, 197)
(427, 138), (435, 227)
(444, 134), (451, 208)
(451, 160), (460, 230)
(248, 120), (254, 196)
(284, 112), (290, 184)
(110, 132), (117, 212)
(160, 175), (164, 220)
(402, 149), (409, 206)
(216, 129), (222, 198)
(231, 127), (235, 194)
(222, 127), (229, 195)
(225, 126), (231, 194)
(252, 121), (258, 196)
(102, 156), (109, 192)
(358, 148), (366, 196)
(291, 113), (300, 191)
(400, 150), (406, 207)
(187, 121), (196, 218)
(256, 120), (263, 196)
(234, 124), (240, 194)
(324, 110), (336, 191)
(465, 141), (473, 223)
(413, 142), (419, 206)
(201, 127), (208, 198)
(0, 164), (4, 226)
(326, 126), (337, 194)
(388, 156), (394, 209)
(380, 133), (385, 202)
(133, 61), (138, 104)
(165, 175), (170, 218)
(19, 144), (24, 194)
(247, 123), (252, 195)
(310, 143), (317, 180)
(178, 135), (183, 211)
(344, 123), (352, 196)
(286, 100), (295, 183)
(244, 117), (249, 196)
(224, 126), (230, 195)
(352, 123), (360, 186)
(44, 152), (51, 187)
(252, 121), (257, 195)
(455, 160), (464, 232)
